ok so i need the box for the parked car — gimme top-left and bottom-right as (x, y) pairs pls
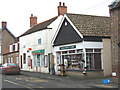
(0, 63), (21, 75)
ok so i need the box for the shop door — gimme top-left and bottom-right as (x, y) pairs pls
(94, 53), (101, 70)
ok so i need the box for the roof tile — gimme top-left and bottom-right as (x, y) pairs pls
(66, 13), (110, 37)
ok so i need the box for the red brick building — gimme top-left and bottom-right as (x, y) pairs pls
(109, 0), (120, 78)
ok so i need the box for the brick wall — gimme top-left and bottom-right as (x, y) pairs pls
(110, 8), (120, 78)
(1, 29), (15, 54)
(3, 52), (19, 65)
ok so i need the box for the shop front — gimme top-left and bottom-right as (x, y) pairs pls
(53, 42), (103, 77)
(31, 49), (49, 73)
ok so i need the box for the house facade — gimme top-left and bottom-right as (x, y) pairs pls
(109, 0), (120, 78)
(3, 40), (19, 65)
(52, 13), (112, 77)
(1, 21), (16, 64)
(19, 2), (66, 73)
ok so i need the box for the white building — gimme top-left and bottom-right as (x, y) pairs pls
(19, 2), (67, 73)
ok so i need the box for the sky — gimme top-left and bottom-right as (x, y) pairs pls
(0, 0), (113, 37)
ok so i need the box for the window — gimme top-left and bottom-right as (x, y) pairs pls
(11, 57), (13, 63)
(38, 38), (41, 45)
(77, 49), (83, 53)
(41, 54), (44, 67)
(23, 53), (26, 64)
(86, 49), (102, 70)
(28, 56), (30, 66)
(13, 45), (15, 51)
(86, 49), (93, 52)
(37, 54), (44, 66)
(69, 50), (75, 53)
(9, 45), (12, 52)
(95, 49), (101, 52)
(37, 54), (40, 66)
(62, 51), (67, 54)
(8, 58), (10, 63)
(65, 22), (67, 26)
(33, 55), (36, 66)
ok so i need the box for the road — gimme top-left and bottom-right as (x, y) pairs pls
(2, 74), (91, 89)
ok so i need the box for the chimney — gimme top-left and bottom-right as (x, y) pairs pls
(2, 21), (7, 29)
(58, 2), (67, 16)
(30, 14), (37, 27)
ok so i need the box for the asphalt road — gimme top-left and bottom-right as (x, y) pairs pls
(2, 74), (91, 89)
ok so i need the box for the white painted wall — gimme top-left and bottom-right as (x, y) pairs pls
(19, 15), (63, 72)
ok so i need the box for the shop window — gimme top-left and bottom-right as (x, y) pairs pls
(33, 55), (36, 66)
(69, 50), (75, 53)
(41, 54), (44, 67)
(62, 51), (67, 54)
(77, 49), (83, 53)
(36, 54), (44, 66)
(37, 54), (40, 66)
(28, 56), (31, 66)
(64, 54), (84, 70)
(23, 53), (26, 64)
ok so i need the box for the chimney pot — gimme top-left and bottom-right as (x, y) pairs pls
(59, 2), (61, 6)
(63, 2), (65, 6)
(2, 21), (7, 29)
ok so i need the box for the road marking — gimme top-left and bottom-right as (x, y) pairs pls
(4, 79), (19, 86)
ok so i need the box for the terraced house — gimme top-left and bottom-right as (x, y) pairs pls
(1, 21), (18, 64)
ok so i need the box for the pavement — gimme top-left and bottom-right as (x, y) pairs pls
(21, 70), (119, 88)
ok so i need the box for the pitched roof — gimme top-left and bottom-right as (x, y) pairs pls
(109, 0), (120, 9)
(2, 28), (16, 39)
(66, 13), (110, 37)
(20, 16), (58, 37)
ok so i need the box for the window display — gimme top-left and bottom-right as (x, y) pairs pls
(63, 54), (84, 70)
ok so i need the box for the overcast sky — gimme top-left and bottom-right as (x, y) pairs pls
(0, 0), (113, 37)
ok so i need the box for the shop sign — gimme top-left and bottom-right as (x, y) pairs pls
(60, 45), (76, 50)
(32, 49), (45, 54)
